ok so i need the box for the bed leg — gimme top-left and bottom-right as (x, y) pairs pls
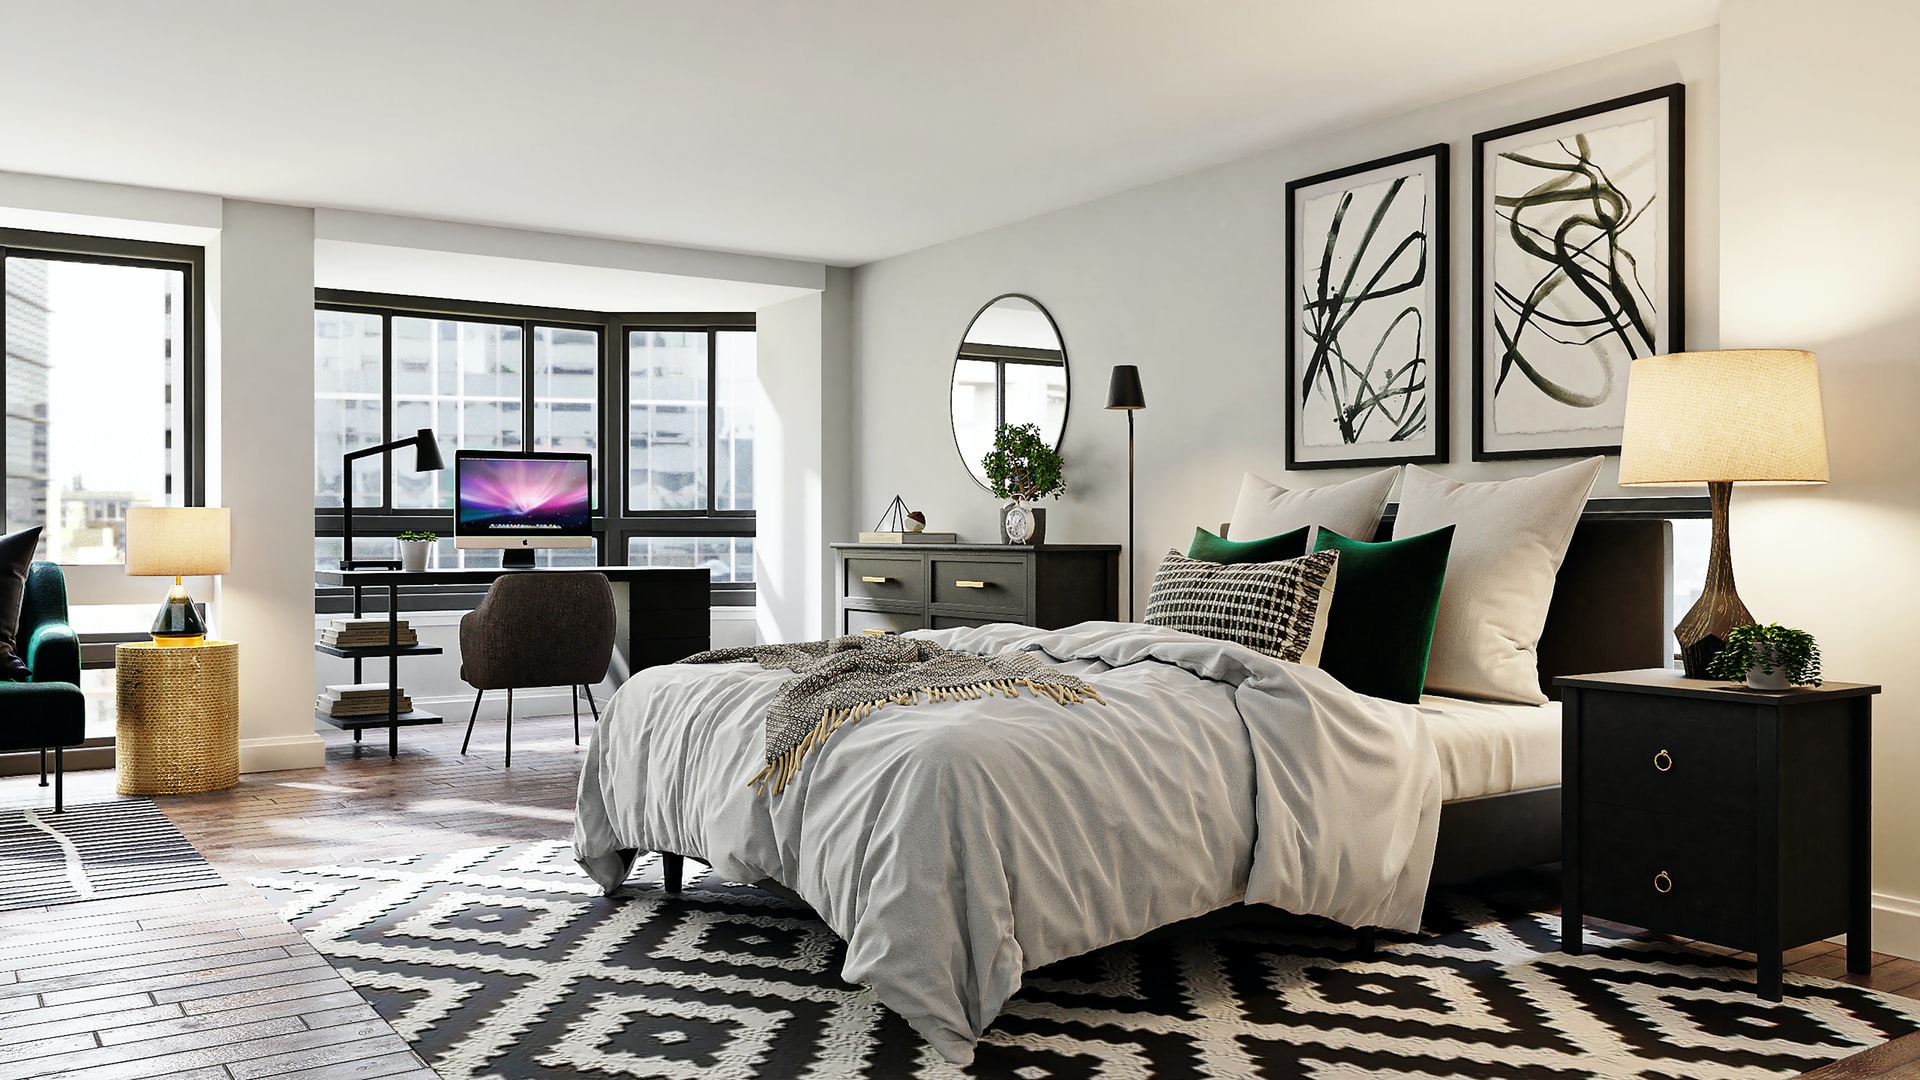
(661, 852), (684, 893)
(1356, 927), (1377, 957)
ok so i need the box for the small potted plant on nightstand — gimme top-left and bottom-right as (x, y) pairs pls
(981, 422), (1065, 545)
(397, 530), (436, 572)
(1707, 622), (1823, 690)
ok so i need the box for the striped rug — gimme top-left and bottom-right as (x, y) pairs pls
(0, 798), (224, 911)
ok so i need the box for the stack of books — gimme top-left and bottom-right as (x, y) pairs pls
(320, 618), (419, 649)
(317, 683), (414, 718)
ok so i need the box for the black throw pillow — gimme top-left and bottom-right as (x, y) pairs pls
(0, 526), (43, 681)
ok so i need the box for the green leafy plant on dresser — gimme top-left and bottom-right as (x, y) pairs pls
(1707, 622), (1822, 689)
(981, 422), (1066, 504)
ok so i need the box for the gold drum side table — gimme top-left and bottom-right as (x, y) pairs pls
(115, 641), (240, 796)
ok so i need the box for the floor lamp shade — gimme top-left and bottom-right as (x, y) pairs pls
(126, 507), (232, 646)
(1618, 350), (1829, 676)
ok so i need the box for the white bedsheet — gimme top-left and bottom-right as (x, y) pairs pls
(1421, 694), (1562, 801)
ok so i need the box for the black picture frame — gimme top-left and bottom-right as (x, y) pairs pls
(1472, 84), (1685, 461)
(1285, 143), (1450, 470)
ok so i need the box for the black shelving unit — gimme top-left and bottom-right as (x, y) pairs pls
(315, 575), (444, 757)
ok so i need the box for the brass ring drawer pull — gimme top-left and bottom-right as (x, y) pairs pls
(859, 628), (889, 636)
(1653, 870), (1674, 894)
(955, 580), (987, 589)
(1653, 749), (1673, 772)
(861, 576), (891, 584)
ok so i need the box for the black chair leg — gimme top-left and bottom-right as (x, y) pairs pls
(505, 688), (513, 769)
(462, 689), (483, 755)
(39, 747), (47, 788)
(662, 852), (683, 893)
(585, 685), (600, 724)
(573, 688), (581, 746)
(53, 746), (63, 813)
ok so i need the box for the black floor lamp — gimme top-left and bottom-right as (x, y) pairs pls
(342, 428), (445, 570)
(1105, 366), (1146, 620)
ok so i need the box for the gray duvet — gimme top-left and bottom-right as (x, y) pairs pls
(573, 620), (1442, 1065)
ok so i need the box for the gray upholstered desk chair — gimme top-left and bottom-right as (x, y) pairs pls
(458, 571), (616, 767)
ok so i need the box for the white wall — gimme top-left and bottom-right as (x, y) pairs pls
(850, 30), (1718, 618)
(1718, 0), (1920, 957)
(754, 267), (854, 643)
(208, 201), (326, 772)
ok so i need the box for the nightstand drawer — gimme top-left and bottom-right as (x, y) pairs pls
(1581, 810), (1756, 945)
(1579, 691), (1755, 821)
(845, 557), (925, 604)
(844, 609), (925, 637)
(930, 557), (1027, 614)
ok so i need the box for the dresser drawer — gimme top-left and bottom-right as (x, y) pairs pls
(844, 609), (926, 637)
(1579, 691), (1756, 822)
(930, 557), (1028, 615)
(845, 556), (925, 605)
(1580, 807), (1756, 945)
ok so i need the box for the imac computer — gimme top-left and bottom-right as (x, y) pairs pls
(455, 451), (593, 568)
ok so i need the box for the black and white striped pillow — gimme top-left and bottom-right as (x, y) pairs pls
(1144, 549), (1340, 665)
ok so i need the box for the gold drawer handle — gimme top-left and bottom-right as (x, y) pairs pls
(1653, 871), (1674, 894)
(861, 576), (891, 584)
(955, 580), (987, 589)
(859, 628), (889, 636)
(1653, 749), (1673, 773)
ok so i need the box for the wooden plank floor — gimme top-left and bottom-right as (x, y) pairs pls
(0, 710), (595, 1079)
(3, 708), (1919, 1077)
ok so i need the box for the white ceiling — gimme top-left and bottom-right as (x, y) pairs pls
(0, 1), (1718, 267)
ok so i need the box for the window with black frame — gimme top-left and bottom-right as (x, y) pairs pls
(313, 293), (755, 602)
(1, 227), (206, 746)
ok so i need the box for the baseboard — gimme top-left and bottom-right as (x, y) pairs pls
(1871, 892), (1920, 961)
(240, 734), (327, 773)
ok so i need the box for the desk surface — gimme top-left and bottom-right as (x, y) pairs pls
(316, 565), (710, 587)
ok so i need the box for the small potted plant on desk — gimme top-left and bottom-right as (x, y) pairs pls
(397, 530), (436, 572)
(981, 422), (1065, 545)
(1707, 622), (1822, 690)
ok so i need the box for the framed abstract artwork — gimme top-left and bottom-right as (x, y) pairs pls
(1472, 84), (1685, 460)
(1285, 143), (1449, 470)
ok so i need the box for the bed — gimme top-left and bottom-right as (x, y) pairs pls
(572, 513), (1671, 1065)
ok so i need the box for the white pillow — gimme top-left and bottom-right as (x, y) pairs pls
(1393, 458), (1603, 704)
(1229, 467), (1399, 543)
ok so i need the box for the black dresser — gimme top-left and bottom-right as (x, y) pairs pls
(1557, 668), (1878, 999)
(832, 543), (1120, 636)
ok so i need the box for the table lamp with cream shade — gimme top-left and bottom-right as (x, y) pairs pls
(125, 507), (231, 647)
(1618, 350), (1830, 678)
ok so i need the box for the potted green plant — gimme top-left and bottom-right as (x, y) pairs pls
(1707, 622), (1822, 690)
(397, 530), (437, 572)
(981, 422), (1065, 545)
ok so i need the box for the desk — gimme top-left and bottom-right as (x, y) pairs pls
(315, 566), (709, 756)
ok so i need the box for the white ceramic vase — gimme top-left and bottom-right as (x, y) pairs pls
(400, 540), (432, 572)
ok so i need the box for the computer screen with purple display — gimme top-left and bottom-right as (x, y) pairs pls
(455, 451), (593, 567)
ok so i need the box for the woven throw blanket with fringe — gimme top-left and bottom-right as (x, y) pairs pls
(678, 635), (1103, 796)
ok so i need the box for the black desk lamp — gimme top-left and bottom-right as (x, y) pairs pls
(342, 428), (445, 570)
(1106, 366), (1146, 620)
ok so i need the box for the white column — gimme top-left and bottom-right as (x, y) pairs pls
(207, 200), (324, 772)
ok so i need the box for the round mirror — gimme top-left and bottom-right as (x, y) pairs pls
(950, 294), (1069, 490)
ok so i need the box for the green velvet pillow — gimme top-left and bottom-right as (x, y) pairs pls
(1187, 525), (1310, 565)
(1312, 525), (1454, 703)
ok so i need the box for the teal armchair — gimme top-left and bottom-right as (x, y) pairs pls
(0, 562), (85, 811)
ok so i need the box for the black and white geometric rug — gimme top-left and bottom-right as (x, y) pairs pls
(0, 798), (224, 912)
(252, 841), (1920, 1079)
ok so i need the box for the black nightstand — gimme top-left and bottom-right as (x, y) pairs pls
(1556, 668), (1878, 1000)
